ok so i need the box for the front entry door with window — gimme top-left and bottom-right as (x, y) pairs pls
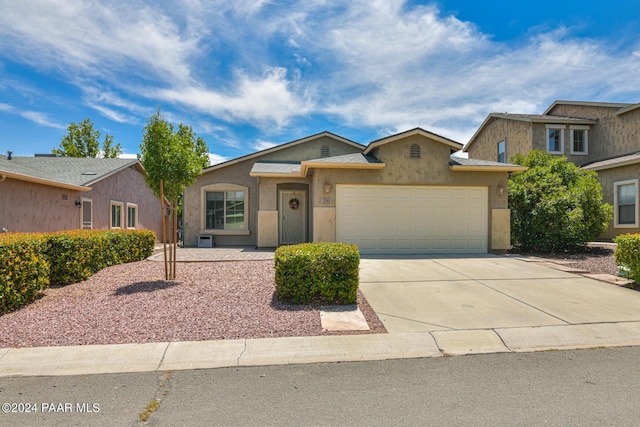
(279, 190), (307, 245)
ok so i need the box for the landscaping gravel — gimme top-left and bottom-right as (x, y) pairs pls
(0, 260), (386, 348)
(513, 243), (619, 276)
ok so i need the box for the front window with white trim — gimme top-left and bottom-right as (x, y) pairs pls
(614, 179), (639, 228)
(110, 201), (124, 229)
(127, 203), (138, 229)
(570, 126), (589, 155)
(546, 125), (565, 154)
(200, 183), (249, 234)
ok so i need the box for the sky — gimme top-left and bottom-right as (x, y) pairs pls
(0, 0), (639, 164)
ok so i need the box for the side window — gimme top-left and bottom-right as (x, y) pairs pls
(546, 125), (565, 154)
(127, 203), (138, 229)
(110, 201), (124, 229)
(497, 141), (505, 163)
(570, 126), (589, 155)
(614, 180), (638, 228)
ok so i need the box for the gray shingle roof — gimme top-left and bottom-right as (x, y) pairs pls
(490, 113), (597, 123)
(306, 153), (382, 164)
(0, 155), (140, 187)
(449, 158), (524, 168)
(250, 161), (301, 175)
(582, 152), (640, 171)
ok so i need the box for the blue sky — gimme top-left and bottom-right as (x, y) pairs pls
(1, 0), (639, 163)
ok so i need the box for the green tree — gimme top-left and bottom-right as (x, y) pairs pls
(53, 118), (122, 158)
(139, 110), (209, 279)
(509, 150), (613, 252)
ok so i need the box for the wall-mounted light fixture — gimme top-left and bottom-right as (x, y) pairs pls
(324, 179), (332, 194)
(496, 182), (505, 198)
(75, 200), (82, 208)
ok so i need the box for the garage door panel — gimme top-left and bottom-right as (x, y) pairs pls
(336, 185), (488, 254)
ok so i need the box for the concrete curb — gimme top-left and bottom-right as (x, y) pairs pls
(3, 322), (640, 377)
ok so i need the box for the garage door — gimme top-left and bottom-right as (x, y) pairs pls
(336, 185), (488, 254)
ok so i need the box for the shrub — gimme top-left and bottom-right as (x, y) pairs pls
(614, 234), (640, 285)
(0, 233), (50, 314)
(509, 151), (613, 252)
(44, 230), (156, 285)
(0, 230), (155, 313)
(274, 242), (360, 304)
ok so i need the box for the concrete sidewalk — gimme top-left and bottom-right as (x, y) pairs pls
(3, 253), (640, 377)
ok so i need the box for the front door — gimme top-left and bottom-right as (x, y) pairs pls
(279, 190), (307, 245)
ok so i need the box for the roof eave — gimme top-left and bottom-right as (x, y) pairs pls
(0, 171), (91, 191)
(582, 158), (640, 171)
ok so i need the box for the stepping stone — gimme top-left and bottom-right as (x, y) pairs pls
(320, 305), (370, 331)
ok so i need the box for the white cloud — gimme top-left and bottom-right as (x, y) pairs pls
(252, 140), (278, 151)
(207, 153), (229, 165)
(156, 67), (312, 126)
(20, 111), (66, 129)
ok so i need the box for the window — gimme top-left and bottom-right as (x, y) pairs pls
(200, 183), (249, 234)
(497, 140), (505, 163)
(546, 125), (565, 154)
(570, 126), (589, 155)
(614, 180), (638, 228)
(110, 201), (123, 229)
(410, 143), (421, 159)
(81, 198), (92, 230)
(127, 203), (138, 229)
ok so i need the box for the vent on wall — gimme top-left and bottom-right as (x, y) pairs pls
(320, 145), (330, 158)
(410, 144), (421, 159)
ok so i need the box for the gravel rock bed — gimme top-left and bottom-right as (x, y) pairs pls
(0, 260), (386, 348)
(512, 243), (619, 276)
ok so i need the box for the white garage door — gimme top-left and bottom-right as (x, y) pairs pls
(336, 185), (488, 254)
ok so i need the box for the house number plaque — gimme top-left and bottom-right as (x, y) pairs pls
(320, 197), (333, 204)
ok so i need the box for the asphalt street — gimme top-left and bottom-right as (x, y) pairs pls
(2, 346), (640, 426)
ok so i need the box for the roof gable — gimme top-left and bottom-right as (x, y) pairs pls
(543, 100), (632, 115)
(203, 131), (364, 173)
(364, 128), (462, 155)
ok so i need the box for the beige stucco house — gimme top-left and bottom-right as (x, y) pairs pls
(183, 128), (525, 254)
(0, 154), (163, 239)
(464, 100), (640, 239)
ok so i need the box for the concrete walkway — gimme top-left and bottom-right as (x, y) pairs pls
(2, 251), (640, 377)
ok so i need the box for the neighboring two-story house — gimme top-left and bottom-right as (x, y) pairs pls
(464, 100), (640, 239)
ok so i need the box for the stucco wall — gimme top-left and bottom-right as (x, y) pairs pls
(88, 166), (163, 240)
(547, 104), (640, 163)
(466, 118), (533, 163)
(0, 178), (81, 232)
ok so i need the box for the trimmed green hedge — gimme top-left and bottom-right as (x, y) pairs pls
(274, 242), (360, 304)
(0, 230), (156, 313)
(614, 234), (640, 285)
(0, 233), (50, 314)
(44, 230), (156, 285)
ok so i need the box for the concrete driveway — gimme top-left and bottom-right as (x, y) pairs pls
(359, 254), (640, 333)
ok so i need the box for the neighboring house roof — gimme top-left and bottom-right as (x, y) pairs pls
(203, 131), (365, 173)
(543, 100), (633, 115)
(249, 153), (384, 178)
(615, 102), (640, 116)
(582, 152), (640, 171)
(0, 155), (142, 191)
(463, 113), (597, 153)
(449, 158), (528, 172)
(364, 127), (462, 154)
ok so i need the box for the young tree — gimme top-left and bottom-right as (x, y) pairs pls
(53, 118), (122, 158)
(139, 110), (209, 279)
(509, 150), (613, 252)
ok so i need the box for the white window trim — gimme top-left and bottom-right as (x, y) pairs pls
(199, 183), (250, 235)
(110, 201), (124, 229)
(545, 124), (565, 155)
(614, 179), (639, 228)
(569, 125), (589, 155)
(126, 203), (138, 229)
(81, 197), (92, 230)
